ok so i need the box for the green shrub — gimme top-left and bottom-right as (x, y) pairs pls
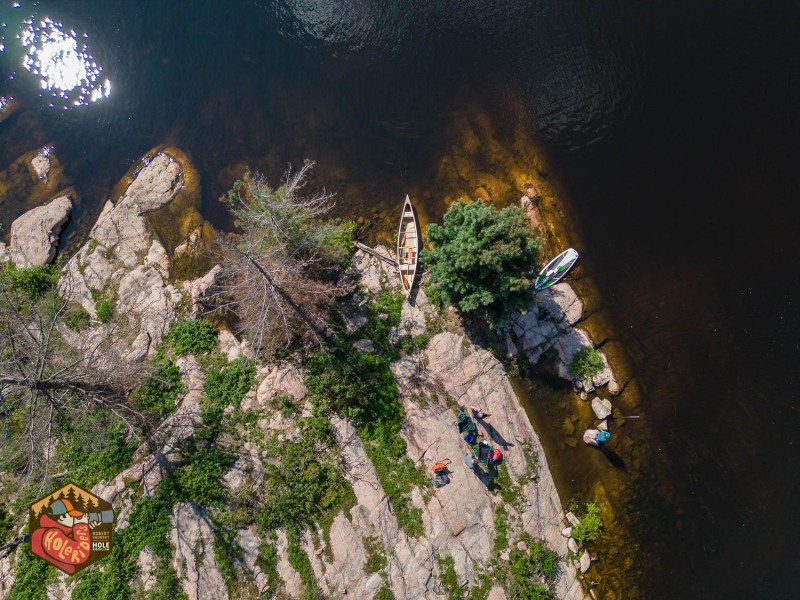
(571, 502), (603, 545)
(166, 319), (219, 356)
(374, 586), (395, 600)
(257, 418), (353, 535)
(200, 357), (256, 439)
(203, 357), (256, 413)
(421, 200), (540, 328)
(57, 416), (138, 489)
(1, 263), (59, 301)
(132, 359), (186, 417)
(568, 347), (605, 381)
(177, 446), (236, 507)
(95, 298), (116, 323)
(507, 541), (559, 600)
(63, 304), (91, 331)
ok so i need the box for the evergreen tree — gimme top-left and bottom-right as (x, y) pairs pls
(422, 199), (540, 328)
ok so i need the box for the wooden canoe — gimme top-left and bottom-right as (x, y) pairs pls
(397, 195), (420, 297)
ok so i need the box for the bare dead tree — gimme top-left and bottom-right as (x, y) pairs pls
(0, 267), (146, 498)
(214, 161), (352, 354)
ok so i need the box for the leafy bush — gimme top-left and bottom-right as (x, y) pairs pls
(257, 417), (353, 534)
(0, 263), (59, 301)
(493, 505), (509, 555)
(95, 298), (116, 323)
(568, 348), (605, 381)
(507, 541), (559, 600)
(132, 359), (186, 417)
(203, 357), (256, 413)
(287, 535), (322, 599)
(166, 319), (219, 356)
(571, 502), (603, 545)
(177, 446), (236, 507)
(63, 304), (91, 331)
(200, 357), (256, 439)
(374, 586), (395, 600)
(422, 200), (540, 328)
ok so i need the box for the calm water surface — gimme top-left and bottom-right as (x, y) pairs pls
(2, 1), (799, 598)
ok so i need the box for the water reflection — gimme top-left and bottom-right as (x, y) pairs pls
(19, 15), (110, 107)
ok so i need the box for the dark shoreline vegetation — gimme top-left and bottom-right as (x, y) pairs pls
(0, 164), (597, 600)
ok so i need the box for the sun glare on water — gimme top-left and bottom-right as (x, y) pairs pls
(15, 15), (111, 108)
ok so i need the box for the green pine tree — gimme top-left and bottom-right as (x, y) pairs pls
(422, 199), (540, 328)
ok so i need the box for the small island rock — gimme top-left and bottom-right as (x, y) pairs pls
(583, 429), (600, 447)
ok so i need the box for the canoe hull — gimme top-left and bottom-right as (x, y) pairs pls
(397, 195), (420, 297)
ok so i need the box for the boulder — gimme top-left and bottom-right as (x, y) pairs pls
(9, 194), (72, 267)
(353, 339), (375, 353)
(561, 526), (573, 538)
(568, 538), (579, 554)
(583, 429), (600, 447)
(566, 512), (580, 527)
(591, 397), (612, 420)
(579, 550), (592, 574)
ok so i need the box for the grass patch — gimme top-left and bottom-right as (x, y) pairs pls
(437, 555), (462, 600)
(363, 536), (387, 574)
(374, 586), (395, 600)
(287, 534), (322, 600)
(257, 540), (284, 596)
(305, 348), (427, 537)
(493, 505), (509, 556)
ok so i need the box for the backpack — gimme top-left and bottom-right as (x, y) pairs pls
(488, 449), (503, 465)
(432, 462), (449, 474)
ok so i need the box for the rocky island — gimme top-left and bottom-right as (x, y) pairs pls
(0, 148), (619, 600)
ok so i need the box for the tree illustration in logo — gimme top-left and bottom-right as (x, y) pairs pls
(28, 482), (115, 574)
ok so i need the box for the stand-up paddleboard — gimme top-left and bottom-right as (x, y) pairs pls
(534, 248), (579, 290)
(397, 195), (420, 297)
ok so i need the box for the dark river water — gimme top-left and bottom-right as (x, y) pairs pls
(2, 1), (800, 598)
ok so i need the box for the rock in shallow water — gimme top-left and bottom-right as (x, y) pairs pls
(9, 194), (72, 267)
(591, 397), (612, 420)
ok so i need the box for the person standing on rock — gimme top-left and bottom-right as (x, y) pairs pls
(469, 405), (491, 420)
(464, 452), (479, 471)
